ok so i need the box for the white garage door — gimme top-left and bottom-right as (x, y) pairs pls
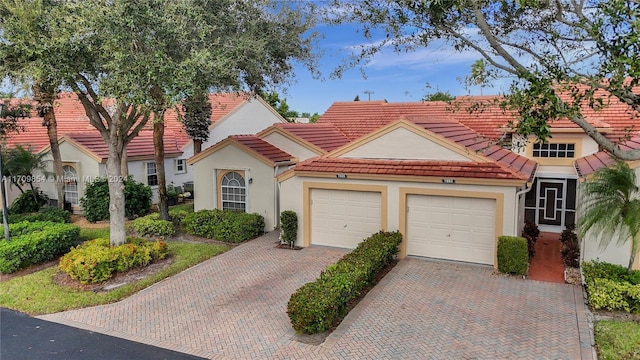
(310, 189), (382, 249)
(406, 195), (496, 265)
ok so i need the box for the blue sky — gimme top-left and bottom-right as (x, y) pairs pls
(283, 22), (513, 115)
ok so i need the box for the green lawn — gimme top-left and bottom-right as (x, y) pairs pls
(595, 320), (640, 360)
(0, 241), (229, 315)
(79, 227), (110, 241)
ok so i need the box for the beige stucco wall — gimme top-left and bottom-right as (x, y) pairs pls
(127, 158), (183, 204)
(340, 127), (472, 161)
(578, 166), (640, 270)
(191, 144), (277, 231)
(279, 175), (519, 251)
(33, 141), (102, 209)
(261, 132), (319, 161)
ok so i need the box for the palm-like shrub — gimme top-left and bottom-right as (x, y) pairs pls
(578, 161), (640, 273)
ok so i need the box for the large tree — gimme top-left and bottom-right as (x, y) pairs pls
(1, 0), (317, 244)
(328, 0), (640, 159)
(0, 1), (69, 209)
(578, 161), (640, 272)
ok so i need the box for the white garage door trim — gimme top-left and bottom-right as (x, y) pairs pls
(400, 188), (504, 267)
(303, 182), (388, 247)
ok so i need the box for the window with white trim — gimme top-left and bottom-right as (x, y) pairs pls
(63, 165), (79, 205)
(221, 171), (246, 211)
(532, 143), (575, 158)
(175, 159), (186, 174)
(146, 162), (158, 186)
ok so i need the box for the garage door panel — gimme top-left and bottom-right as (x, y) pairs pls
(407, 195), (496, 265)
(311, 189), (382, 249)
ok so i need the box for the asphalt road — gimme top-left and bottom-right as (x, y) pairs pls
(1, 308), (204, 360)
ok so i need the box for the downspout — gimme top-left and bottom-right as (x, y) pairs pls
(514, 183), (534, 236)
(274, 165), (281, 230)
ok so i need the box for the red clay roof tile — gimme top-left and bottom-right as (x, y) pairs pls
(231, 135), (294, 164)
(294, 158), (526, 180)
(3, 92), (246, 155)
(575, 135), (640, 176)
(274, 122), (350, 152)
(64, 130), (181, 162)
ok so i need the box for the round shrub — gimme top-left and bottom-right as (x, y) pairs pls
(9, 189), (49, 214)
(59, 237), (168, 283)
(80, 176), (152, 222)
(127, 214), (176, 238)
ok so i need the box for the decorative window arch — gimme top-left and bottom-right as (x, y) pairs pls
(220, 171), (246, 211)
(63, 165), (79, 205)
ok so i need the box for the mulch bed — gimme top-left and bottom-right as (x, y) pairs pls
(51, 256), (175, 292)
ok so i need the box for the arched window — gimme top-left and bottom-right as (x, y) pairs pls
(63, 165), (79, 205)
(221, 171), (246, 211)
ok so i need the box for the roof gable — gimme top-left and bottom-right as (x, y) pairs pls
(330, 120), (481, 162)
(188, 135), (295, 167)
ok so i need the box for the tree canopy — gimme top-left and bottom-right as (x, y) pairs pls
(0, 0), (318, 245)
(424, 91), (456, 102)
(328, 0), (640, 160)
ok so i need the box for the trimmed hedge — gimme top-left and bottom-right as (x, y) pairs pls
(582, 261), (640, 312)
(59, 237), (168, 284)
(287, 231), (402, 334)
(182, 209), (264, 243)
(127, 214), (176, 238)
(0, 221), (81, 274)
(497, 235), (529, 275)
(8, 206), (71, 224)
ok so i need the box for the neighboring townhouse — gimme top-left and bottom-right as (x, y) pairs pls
(189, 96), (640, 270)
(2, 92), (285, 209)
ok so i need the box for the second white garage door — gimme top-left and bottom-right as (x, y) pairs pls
(310, 189), (382, 249)
(406, 195), (496, 265)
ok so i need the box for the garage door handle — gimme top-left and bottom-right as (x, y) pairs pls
(447, 234), (451, 237)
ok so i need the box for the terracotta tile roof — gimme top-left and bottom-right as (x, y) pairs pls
(294, 158), (527, 181)
(574, 135), (640, 176)
(317, 99), (512, 140)
(274, 122), (350, 152)
(318, 96), (633, 141)
(3, 92), (247, 153)
(64, 130), (182, 162)
(231, 135), (294, 164)
(407, 116), (537, 180)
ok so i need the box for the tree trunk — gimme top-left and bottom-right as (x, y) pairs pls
(106, 141), (127, 246)
(45, 110), (64, 209)
(194, 139), (202, 154)
(33, 83), (64, 209)
(121, 145), (128, 178)
(154, 120), (169, 221)
(628, 238), (638, 273)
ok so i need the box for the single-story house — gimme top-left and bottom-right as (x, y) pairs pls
(2, 92), (285, 210)
(188, 97), (640, 270)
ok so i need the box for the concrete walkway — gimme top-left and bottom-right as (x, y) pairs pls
(41, 232), (594, 359)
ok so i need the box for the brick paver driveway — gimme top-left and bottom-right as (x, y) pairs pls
(41, 232), (593, 359)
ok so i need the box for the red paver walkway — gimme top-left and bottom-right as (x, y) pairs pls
(529, 232), (566, 283)
(40, 232), (594, 359)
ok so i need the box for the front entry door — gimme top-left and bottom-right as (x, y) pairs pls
(524, 178), (577, 232)
(538, 181), (564, 227)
